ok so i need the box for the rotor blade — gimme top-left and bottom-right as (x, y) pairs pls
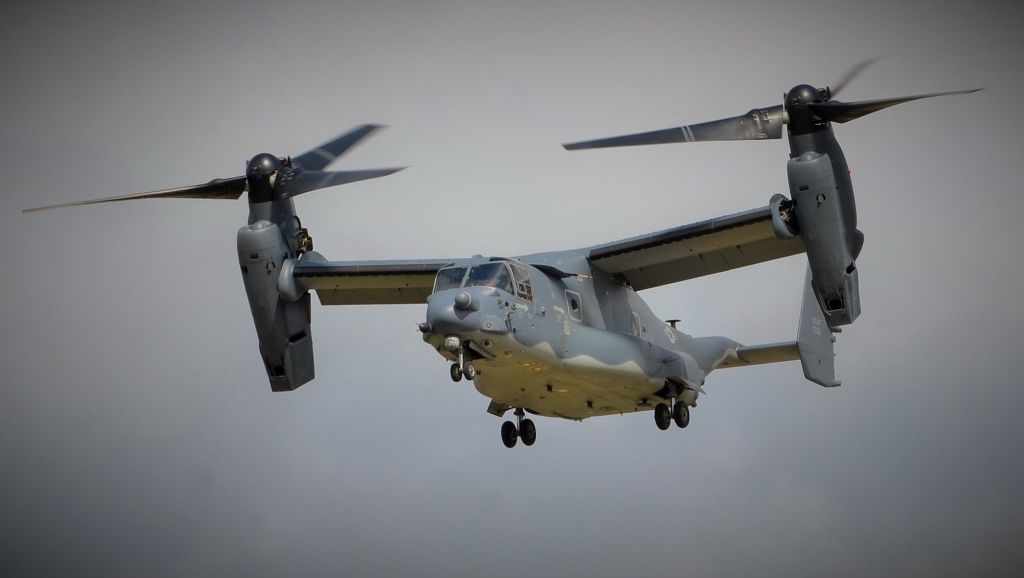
(22, 176), (247, 213)
(829, 57), (881, 98)
(291, 124), (384, 171)
(809, 89), (982, 123)
(278, 167), (406, 198)
(563, 105), (784, 150)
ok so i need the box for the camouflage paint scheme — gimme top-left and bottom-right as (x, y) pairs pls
(424, 253), (740, 421)
(292, 203), (838, 425)
(25, 71), (977, 441)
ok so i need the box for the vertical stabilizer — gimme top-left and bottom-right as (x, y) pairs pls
(798, 266), (840, 386)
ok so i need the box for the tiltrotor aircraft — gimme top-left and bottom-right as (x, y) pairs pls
(25, 63), (977, 447)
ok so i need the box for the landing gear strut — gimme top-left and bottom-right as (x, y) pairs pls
(501, 408), (536, 448)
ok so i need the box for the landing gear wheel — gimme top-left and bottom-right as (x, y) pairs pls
(501, 421), (518, 448)
(462, 362), (477, 380)
(520, 419), (537, 446)
(449, 363), (462, 382)
(654, 403), (671, 431)
(673, 402), (690, 429)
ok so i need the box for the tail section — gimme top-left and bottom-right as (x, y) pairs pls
(710, 266), (839, 386)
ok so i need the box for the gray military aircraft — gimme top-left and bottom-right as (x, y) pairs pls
(25, 64), (977, 447)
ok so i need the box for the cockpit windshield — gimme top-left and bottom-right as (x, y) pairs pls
(433, 266), (467, 293)
(433, 262), (517, 295)
(464, 263), (515, 294)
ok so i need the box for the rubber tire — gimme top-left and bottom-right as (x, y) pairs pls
(654, 403), (671, 431)
(463, 362), (477, 380)
(501, 421), (518, 448)
(520, 419), (537, 446)
(673, 402), (690, 429)
(450, 363), (462, 382)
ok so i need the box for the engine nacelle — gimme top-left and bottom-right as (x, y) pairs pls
(785, 152), (861, 327)
(237, 220), (314, 391)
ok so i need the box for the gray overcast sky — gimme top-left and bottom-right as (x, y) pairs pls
(2, 1), (1022, 576)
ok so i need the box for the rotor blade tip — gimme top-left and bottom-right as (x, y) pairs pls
(359, 123), (388, 134)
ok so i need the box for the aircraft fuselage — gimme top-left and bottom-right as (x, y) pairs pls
(421, 252), (732, 420)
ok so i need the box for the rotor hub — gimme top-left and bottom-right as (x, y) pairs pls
(247, 153), (281, 177)
(785, 84), (830, 136)
(246, 153), (283, 203)
(786, 84), (824, 107)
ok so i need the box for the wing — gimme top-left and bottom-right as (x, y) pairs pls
(586, 206), (804, 290)
(293, 258), (453, 305)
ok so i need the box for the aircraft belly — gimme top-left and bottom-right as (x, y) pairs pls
(426, 300), (669, 420)
(471, 338), (663, 420)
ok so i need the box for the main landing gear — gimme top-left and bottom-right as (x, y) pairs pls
(501, 408), (536, 448)
(654, 400), (690, 431)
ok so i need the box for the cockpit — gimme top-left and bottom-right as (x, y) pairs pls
(433, 260), (533, 301)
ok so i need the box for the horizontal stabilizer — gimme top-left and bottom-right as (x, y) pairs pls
(714, 341), (799, 368)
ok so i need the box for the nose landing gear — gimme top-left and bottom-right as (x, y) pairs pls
(500, 408), (536, 448)
(447, 341), (477, 382)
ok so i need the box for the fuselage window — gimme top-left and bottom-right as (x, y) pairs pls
(464, 263), (515, 294)
(433, 266), (467, 293)
(509, 263), (533, 301)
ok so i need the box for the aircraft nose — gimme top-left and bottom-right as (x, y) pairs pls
(424, 287), (508, 337)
